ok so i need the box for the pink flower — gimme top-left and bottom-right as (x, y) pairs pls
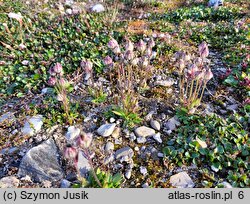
(108, 38), (119, 49)
(81, 59), (93, 74)
(137, 39), (146, 53)
(48, 77), (57, 86)
(187, 64), (199, 79)
(198, 42), (209, 58)
(53, 62), (63, 74)
(203, 69), (213, 81)
(125, 40), (134, 51)
(194, 57), (203, 67)
(103, 56), (113, 66)
(49, 67), (56, 76)
(113, 46), (121, 54)
(131, 58), (139, 66)
(64, 146), (78, 160)
(148, 38), (155, 48)
(145, 47), (152, 58)
(124, 50), (134, 61)
(76, 132), (93, 149)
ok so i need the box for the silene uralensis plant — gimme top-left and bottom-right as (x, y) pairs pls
(103, 37), (156, 127)
(64, 132), (123, 188)
(175, 41), (213, 113)
(48, 62), (74, 125)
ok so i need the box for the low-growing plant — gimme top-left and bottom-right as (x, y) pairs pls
(163, 110), (250, 187)
(174, 41), (213, 112)
(47, 62), (75, 125)
(103, 37), (157, 126)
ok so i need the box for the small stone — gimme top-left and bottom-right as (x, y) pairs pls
(114, 138), (122, 145)
(130, 133), (136, 141)
(137, 137), (147, 144)
(142, 183), (149, 188)
(105, 142), (114, 152)
(65, 126), (80, 141)
(170, 172), (194, 188)
(0, 112), (15, 124)
(145, 111), (154, 121)
(112, 127), (120, 138)
(104, 155), (115, 165)
(208, 0), (223, 7)
(66, 8), (72, 14)
(91, 4), (105, 13)
(135, 126), (155, 138)
(0, 176), (19, 188)
(125, 169), (132, 179)
(8, 147), (19, 155)
(77, 151), (91, 177)
(154, 78), (175, 87)
(140, 166), (147, 176)
(150, 120), (161, 131)
(157, 152), (164, 157)
(165, 116), (180, 131)
(21, 60), (29, 65)
(21, 115), (43, 136)
(110, 117), (115, 123)
(97, 123), (116, 137)
(221, 181), (233, 188)
(152, 133), (162, 143)
(60, 179), (71, 188)
(134, 146), (139, 151)
(227, 104), (238, 112)
(115, 147), (134, 160)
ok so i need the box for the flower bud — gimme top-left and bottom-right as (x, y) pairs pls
(141, 56), (149, 67)
(108, 38), (119, 49)
(103, 56), (113, 66)
(137, 39), (146, 53)
(76, 132), (93, 149)
(64, 146), (78, 160)
(125, 40), (134, 51)
(113, 46), (121, 54)
(124, 50), (134, 61)
(203, 69), (213, 81)
(194, 57), (203, 67)
(53, 62), (63, 74)
(179, 59), (185, 72)
(187, 64), (199, 79)
(48, 77), (57, 86)
(145, 47), (152, 58)
(81, 59), (93, 74)
(198, 41), (209, 58)
(131, 57), (139, 66)
(148, 38), (155, 48)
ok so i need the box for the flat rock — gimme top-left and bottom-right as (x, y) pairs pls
(21, 115), (43, 136)
(0, 176), (19, 188)
(165, 116), (180, 131)
(153, 133), (162, 143)
(105, 142), (114, 152)
(97, 123), (116, 137)
(150, 120), (161, 131)
(134, 126), (155, 137)
(65, 126), (80, 141)
(137, 136), (147, 144)
(77, 151), (91, 177)
(18, 139), (64, 182)
(208, 0), (223, 7)
(0, 112), (15, 124)
(154, 78), (174, 87)
(115, 147), (134, 160)
(60, 179), (71, 188)
(170, 172), (194, 188)
(91, 4), (105, 13)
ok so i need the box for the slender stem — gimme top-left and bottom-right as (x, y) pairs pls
(199, 82), (207, 102)
(187, 79), (194, 108)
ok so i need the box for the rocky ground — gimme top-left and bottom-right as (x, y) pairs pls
(0, 0), (249, 188)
